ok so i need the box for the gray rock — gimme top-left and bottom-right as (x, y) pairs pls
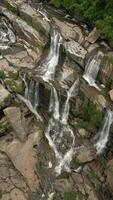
(64, 41), (87, 67)
(0, 84), (10, 108)
(4, 106), (27, 142)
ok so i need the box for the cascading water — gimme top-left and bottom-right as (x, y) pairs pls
(0, 17), (16, 50)
(61, 78), (79, 125)
(95, 109), (113, 154)
(17, 75), (43, 122)
(83, 51), (104, 90)
(38, 27), (62, 82)
(45, 80), (79, 175)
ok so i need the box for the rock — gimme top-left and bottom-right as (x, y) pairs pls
(6, 131), (42, 191)
(55, 178), (73, 193)
(109, 89), (113, 101)
(19, 3), (50, 36)
(106, 159), (113, 194)
(76, 146), (96, 163)
(64, 41), (87, 67)
(78, 128), (88, 137)
(88, 190), (99, 200)
(10, 188), (27, 200)
(0, 152), (28, 200)
(93, 95), (107, 110)
(86, 27), (100, 44)
(53, 17), (84, 43)
(4, 107), (27, 142)
(99, 52), (113, 87)
(0, 84), (10, 108)
(87, 43), (100, 53)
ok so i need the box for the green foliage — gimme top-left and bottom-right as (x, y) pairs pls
(0, 120), (11, 134)
(8, 71), (18, 80)
(75, 101), (103, 128)
(0, 71), (6, 79)
(64, 192), (76, 200)
(50, 0), (113, 45)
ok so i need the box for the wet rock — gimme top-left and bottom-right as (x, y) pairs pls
(0, 84), (10, 108)
(109, 89), (113, 101)
(106, 159), (113, 194)
(86, 27), (100, 44)
(53, 17), (84, 43)
(4, 106), (27, 142)
(64, 41), (87, 67)
(6, 131), (42, 191)
(76, 146), (97, 163)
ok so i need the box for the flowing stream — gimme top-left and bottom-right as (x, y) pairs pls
(39, 27), (62, 82)
(45, 80), (79, 174)
(95, 109), (113, 154)
(18, 74), (43, 122)
(83, 51), (104, 90)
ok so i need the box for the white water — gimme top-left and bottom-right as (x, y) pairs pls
(95, 109), (113, 154)
(40, 28), (62, 82)
(37, 8), (50, 22)
(0, 19), (16, 50)
(45, 80), (79, 174)
(61, 78), (79, 124)
(18, 75), (43, 122)
(83, 51), (104, 90)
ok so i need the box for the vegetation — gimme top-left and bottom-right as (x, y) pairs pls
(50, 0), (113, 45)
(74, 101), (103, 129)
(0, 120), (11, 135)
(0, 71), (6, 80)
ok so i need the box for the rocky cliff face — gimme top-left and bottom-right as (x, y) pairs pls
(0, 1), (113, 200)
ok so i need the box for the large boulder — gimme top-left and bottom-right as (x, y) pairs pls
(64, 40), (87, 67)
(76, 146), (97, 163)
(4, 107), (27, 142)
(86, 27), (100, 44)
(53, 17), (84, 43)
(6, 131), (42, 191)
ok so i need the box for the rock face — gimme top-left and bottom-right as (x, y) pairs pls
(53, 17), (84, 43)
(106, 159), (113, 194)
(109, 89), (113, 101)
(64, 40), (87, 67)
(0, 84), (10, 108)
(6, 131), (42, 191)
(4, 107), (27, 142)
(86, 27), (100, 44)
(76, 146), (97, 163)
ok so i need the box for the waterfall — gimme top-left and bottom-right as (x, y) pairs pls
(61, 78), (79, 124)
(45, 79), (79, 174)
(18, 75), (43, 122)
(95, 109), (113, 154)
(39, 28), (62, 82)
(0, 18), (16, 50)
(83, 51), (104, 90)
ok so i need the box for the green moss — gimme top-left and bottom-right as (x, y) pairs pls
(8, 71), (18, 80)
(0, 120), (11, 135)
(106, 55), (113, 65)
(4, 79), (23, 94)
(0, 189), (2, 199)
(74, 101), (103, 129)
(0, 71), (6, 80)
(64, 192), (76, 200)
